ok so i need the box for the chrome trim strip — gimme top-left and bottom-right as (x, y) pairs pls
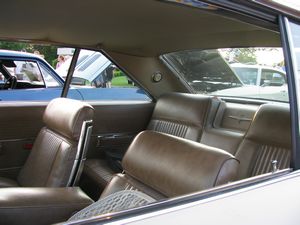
(73, 124), (93, 185)
(67, 120), (93, 186)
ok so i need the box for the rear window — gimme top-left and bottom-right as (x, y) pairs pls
(161, 48), (288, 102)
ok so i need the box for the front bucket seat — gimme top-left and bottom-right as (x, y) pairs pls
(0, 98), (94, 187)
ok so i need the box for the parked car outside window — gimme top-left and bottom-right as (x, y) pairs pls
(230, 63), (286, 87)
(162, 48), (289, 102)
(0, 50), (150, 101)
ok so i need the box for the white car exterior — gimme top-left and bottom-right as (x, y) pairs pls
(213, 64), (289, 101)
(230, 63), (286, 87)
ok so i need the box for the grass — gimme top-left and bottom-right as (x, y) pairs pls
(111, 76), (134, 87)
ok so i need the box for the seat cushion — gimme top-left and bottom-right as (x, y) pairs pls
(119, 131), (239, 198)
(0, 177), (19, 187)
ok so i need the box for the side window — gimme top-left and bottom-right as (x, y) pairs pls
(67, 50), (150, 101)
(261, 69), (286, 86)
(232, 67), (258, 85)
(3, 60), (45, 88)
(39, 64), (61, 87)
(0, 58), (65, 102)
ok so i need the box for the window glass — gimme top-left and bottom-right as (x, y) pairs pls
(63, 50), (150, 101)
(289, 21), (300, 77)
(39, 64), (61, 87)
(288, 20), (300, 128)
(161, 48), (288, 102)
(0, 56), (66, 101)
(3, 60), (45, 87)
(231, 67), (258, 85)
(261, 69), (286, 86)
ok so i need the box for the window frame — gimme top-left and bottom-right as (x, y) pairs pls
(279, 16), (300, 170)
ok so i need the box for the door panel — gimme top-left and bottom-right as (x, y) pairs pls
(0, 100), (154, 180)
(86, 101), (155, 161)
(0, 102), (47, 178)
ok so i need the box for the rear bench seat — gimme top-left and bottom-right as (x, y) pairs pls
(83, 93), (292, 198)
(69, 130), (239, 221)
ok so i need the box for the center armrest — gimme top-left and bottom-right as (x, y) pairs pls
(0, 187), (93, 225)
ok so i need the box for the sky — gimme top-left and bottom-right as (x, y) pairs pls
(272, 0), (300, 11)
(256, 48), (284, 66)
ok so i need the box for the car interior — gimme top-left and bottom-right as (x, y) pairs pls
(0, 59), (48, 89)
(0, 0), (297, 225)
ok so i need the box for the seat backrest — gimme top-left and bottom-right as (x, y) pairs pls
(235, 104), (291, 180)
(100, 130), (239, 199)
(17, 98), (94, 187)
(147, 93), (217, 141)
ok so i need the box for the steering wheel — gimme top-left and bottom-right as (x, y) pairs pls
(2, 76), (17, 90)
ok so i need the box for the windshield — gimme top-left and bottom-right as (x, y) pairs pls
(161, 48), (288, 102)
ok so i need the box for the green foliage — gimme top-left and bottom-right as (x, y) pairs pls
(223, 48), (257, 64)
(32, 45), (57, 64)
(0, 41), (57, 66)
(234, 48), (257, 64)
(111, 76), (133, 87)
(52, 58), (58, 68)
(113, 69), (126, 77)
(0, 41), (29, 52)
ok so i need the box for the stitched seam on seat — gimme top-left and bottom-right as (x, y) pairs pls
(151, 117), (202, 127)
(251, 144), (291, 176)
(153, 120), (188, 138)
(213, 158), (238, 187)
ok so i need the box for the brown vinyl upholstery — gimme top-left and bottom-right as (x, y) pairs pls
(83, 93), (218, 192)
(0, 187), (93, 225)
(235, 104), (291, 180)
(83, 159), (116, 188)
(100, 131), (239, 199)
(0, 98), (94, 187)
(147, 92), (214, 140)
(200, 101), (256, 155)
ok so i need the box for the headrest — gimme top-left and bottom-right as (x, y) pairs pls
(122, 131), (239, 197)
(151, 93), (215, 127)
(43, 98), (94, 140)
(245, 104), (291, 148)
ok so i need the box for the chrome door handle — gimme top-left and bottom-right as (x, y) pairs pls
(228, 115), (252, 123)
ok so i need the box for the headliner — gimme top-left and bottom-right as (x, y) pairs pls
(1, 0), (280, 56)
